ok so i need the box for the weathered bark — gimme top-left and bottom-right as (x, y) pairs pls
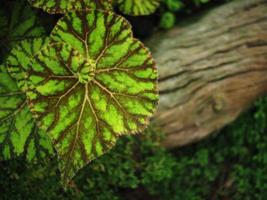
(147, 0), (267, 148)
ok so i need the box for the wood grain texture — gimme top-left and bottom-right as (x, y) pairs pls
(147, 0), (267, 148)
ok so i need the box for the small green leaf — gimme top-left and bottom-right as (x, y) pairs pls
(0, 66), (54, 161)
(28, 0), (113, 14)
(117, 0), (160, 16)
(0, 0), (47, 61)
(25, 10), (158, 184)
(160, 12), (176, 29)
(164, 0), (184, 12)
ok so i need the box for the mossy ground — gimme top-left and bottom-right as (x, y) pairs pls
(1, 96), (267, 199)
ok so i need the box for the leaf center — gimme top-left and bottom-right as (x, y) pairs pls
(76, 58), (96, 84)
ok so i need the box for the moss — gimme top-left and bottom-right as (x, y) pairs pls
(1, 96), (267, 199)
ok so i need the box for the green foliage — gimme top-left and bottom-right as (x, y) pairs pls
(117, 0), (161, 16)
(1, 96), (267, 199)
(7, 37), (50, 91)
(28, 0), (112, 14)
(24, 9), (158, 184)
(0, 65), (54, 161)
(164, 0), (184, 12)
(160, 12), (176, 29)
(0, 0), (159, 184)
(0, 0), (253, 197)
(154, 96), (267, 199)
(0, 0), (47, 62)
(159, 0), (216, 30)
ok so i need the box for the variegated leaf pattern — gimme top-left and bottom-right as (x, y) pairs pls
(28, 0), (113, 14)
(0, 0), (47, 61)
(25, 10), (158, 184)
(0, 66), (54, 162)
(117, 0), (160, 16)
(6, 38), (50, 92)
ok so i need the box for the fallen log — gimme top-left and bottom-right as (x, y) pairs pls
(147, 0), (267, 148)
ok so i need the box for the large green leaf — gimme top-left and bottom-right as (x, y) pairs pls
(25, 10), (158, 184)
(0, 0), (47, 62)
(0, 66), (54, 162)
(28, 0), (113, 14)
(7, 37), (50, 92)
(117, 0), (161, 16)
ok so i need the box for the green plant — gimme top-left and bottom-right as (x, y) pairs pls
(117, 0), (161, 16)
(164, 0), (184, 12)
(28, 0), (113, 13)
(0, 0), (247, 195)
(159, 0), (218, 30)
(0, 65), (54, 161)
(160, 12), (176, 29)
(0, 0), (47, 62)
(1, 0), (159, 185)
(2, 95), (267, 199)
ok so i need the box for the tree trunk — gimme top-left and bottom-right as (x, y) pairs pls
(147, 0), (267, 148)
